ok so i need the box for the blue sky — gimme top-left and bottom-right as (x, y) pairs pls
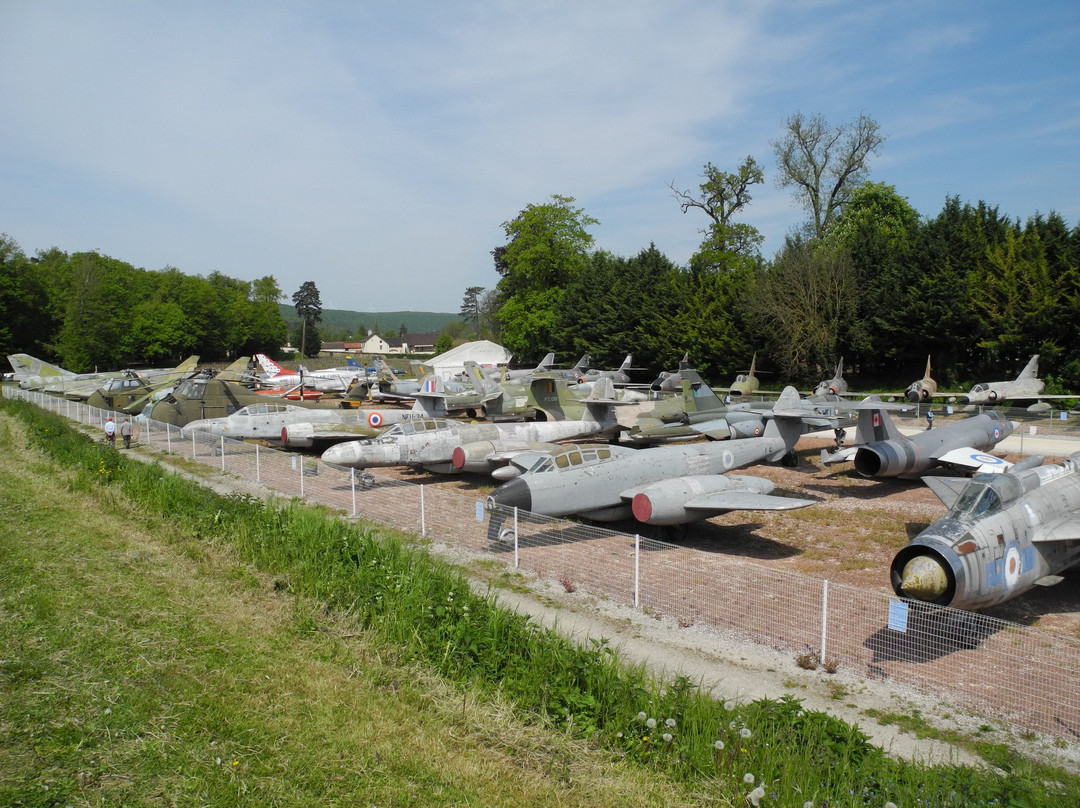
(2, 1), (1077, 313)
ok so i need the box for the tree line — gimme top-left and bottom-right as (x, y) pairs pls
(0, 238), (290, 372)
(474, 113), (1080, 390)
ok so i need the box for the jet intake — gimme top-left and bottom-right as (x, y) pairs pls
(890, 543), (958, 606)
(282, 424), (314, 448)
(452, 441), (499, 474)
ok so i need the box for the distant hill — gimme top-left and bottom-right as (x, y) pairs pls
(278, 305), (459, 337)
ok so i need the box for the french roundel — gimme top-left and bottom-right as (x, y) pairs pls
(367, 412), (383, 428)
(753, 425), (761, 436)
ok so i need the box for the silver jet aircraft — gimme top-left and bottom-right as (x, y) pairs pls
(812, 358), (848, 398)
(891, 453), (1080, 610)
(502, 352), (557, 381)
(820, 398), (1017, 478)
(576, 354), (637, 386)
(320, 377), (621, 475)
(960, 354), (1044, 405)
(484, 416), (814, 541)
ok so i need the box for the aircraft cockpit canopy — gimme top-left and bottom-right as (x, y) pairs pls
(968, 383), (990, 394)
(528, 445), (615, 474)
(235, 404), (291, 417)
(378, 418), (451, 439)
(104, 377), (144, 393)
(734, 374), (748, 383)
(173, 378), (206, 399)
(949, 473), (1022, 518)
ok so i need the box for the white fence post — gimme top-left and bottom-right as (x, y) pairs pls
(420, 484), (426, 537)
(220, 436), (226, 472)
(255, 443), (261, 482)
(350, 467), (356, 516)
(634, 534), (641, 609)
(820, 579), (829, 664)
(513, 507), (519, 568)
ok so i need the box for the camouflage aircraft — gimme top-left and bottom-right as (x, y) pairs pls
(8, 353), (198, 396)
(891, 452), (1080, 610)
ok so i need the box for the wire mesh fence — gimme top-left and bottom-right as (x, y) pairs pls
(8, 385), (1079, 743)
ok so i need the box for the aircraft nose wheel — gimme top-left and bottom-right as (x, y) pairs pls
(358, 472), (377, 489)
(781, 450), (800, 468)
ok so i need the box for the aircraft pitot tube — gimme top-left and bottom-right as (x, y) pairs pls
(891, 454), (1080, 610)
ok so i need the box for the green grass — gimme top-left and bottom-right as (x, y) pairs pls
(3, 396), (1079, 807)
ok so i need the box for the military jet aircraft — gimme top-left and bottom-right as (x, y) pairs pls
(576, 354), (638, 386)
(891, 453), (1080, 610)
(84, 359), (204, 415)
(484, 416), (814, 541)
(812, 358), (848, 399)
(502, 352), (557, 381)
(820, 398), (1017, 478)
(904, 356), (942, 403)
(253, 353), (367, 394)
(960, 354), (1045, 406)
(320, 377), (622, 476)
(649, 353), (691, 393)
(8, 353), (199, 395)
(719, 353), (770, 398)
(183, 400), (429, 447)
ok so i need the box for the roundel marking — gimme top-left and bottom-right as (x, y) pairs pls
(1004, 545), (1022, 588)
(722, 449), (735, 469)
(367, 411), (384, 428)
(970, 453), (1004, 465)
(992, 427), (1001, 440)
(753, 425), (761, 436)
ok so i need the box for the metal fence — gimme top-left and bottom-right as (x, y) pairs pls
(8, 386), (1079, 743)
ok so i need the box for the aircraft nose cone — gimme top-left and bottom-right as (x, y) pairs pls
(898, 555), (949, 601)
(488, 477), (532, 512)
(959, 395), (971, 405)
(905, 390), (920, 403)
(320, 441), (361, 467)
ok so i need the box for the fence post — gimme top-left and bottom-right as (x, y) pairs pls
(513, 507), (519, 568)
(299, 454), (304, 498)
(420, 484), (426, 537)
(350, 467), (356, 516)
(220, 436), (226, 472)
(634, 534), (641, 609)
(820, 579), (829, 664)
(191, 429), (196, 458)
(255, 443), (261, 482)
(166, 423), (172, 453)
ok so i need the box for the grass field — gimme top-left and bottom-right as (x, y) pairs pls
(2, 397), (1078, 807)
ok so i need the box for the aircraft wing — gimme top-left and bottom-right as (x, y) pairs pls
(932, 447), (1012, 474)
(681, 492), (818, 512)
(1033, 515), (1080, 543)
(820, 446), (858, 464)
(688, 417), (732, 440)
(921, 476), (972, 509)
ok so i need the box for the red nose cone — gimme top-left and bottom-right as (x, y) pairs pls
(451, 446), (466, 469)
(631, 493), (653, 522)
(280, 426), (289, 445)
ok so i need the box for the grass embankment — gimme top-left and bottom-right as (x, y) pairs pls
(1, 398), (1077, 807)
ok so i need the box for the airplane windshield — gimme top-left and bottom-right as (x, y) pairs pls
(950, 474), (1022, 517)
(969, 383), (989, 393)
(530, 446), (614, 473)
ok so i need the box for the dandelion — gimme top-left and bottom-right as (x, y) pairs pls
(884, 803), (898, 808)
(637, 711), (647, 722)
(729, 720), (737, 729)
(740, 727), (752, 739)
(803, 803), (814, 808)
(743, 772), (755, 785)
(646, 717), (657, 729)
(713, 740), (725, 751)
(749, 786), (765, 806)
(724, 700), (735, 710)
(662, 732), (672, 743)
(665, 717), (676, 728)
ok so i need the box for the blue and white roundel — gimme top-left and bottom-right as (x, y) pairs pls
(367, 412), (383, 428)
(969, 453), (1005, 466)
(993, 427), (1000, 439)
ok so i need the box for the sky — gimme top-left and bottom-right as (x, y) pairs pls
(2, 1), (1078, 313)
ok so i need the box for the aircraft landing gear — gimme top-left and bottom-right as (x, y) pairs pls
(781, 450), (800, 468)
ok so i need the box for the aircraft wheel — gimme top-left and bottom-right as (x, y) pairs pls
(497, 527), (517, 544)
(359, 472), (377, 489)
(665, 523), (689, 543)
(781, 450), (799, 468)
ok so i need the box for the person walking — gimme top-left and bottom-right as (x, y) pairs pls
(925, 409), (934, 430)
(120, 417), (132, 449)
(104, 416), (116, 445)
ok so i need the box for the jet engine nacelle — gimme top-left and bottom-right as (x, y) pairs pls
(630, 474), (772, 525)
(724, 414), (766, 439)
(282, 423), (315, 448)
(452, 441), (499, 474)
(853, 441), (917, 477)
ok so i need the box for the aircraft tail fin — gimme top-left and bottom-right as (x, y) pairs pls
(582, 377), (619, 427)
(412, 374), (449, 416)
(346, 355), (361, 368)
(678, 351), (690, 370)
(618, 354), (632, 371)
(923, 354), (932, 380)
(410, 359), (435, 379)
(373, 356), (399, 381)
(175, 355), (199, 372)
(536, 352), (555, 370)
(570, 354), (590, 376)
(530, 377), (582, 421)
(681, 369), (725, 413)
(854, 396), (903, 443)
(1017, 354), (1039, 380)
(254, 353), (287, 377)
(464, 361), (502, 397)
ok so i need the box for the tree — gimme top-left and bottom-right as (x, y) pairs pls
(669, 157), (764, 273)
(291, 281), (322, 358)
(459, 285), (485, 335)
(494, 195), (598, 360)
(772, 112), (885, 239)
